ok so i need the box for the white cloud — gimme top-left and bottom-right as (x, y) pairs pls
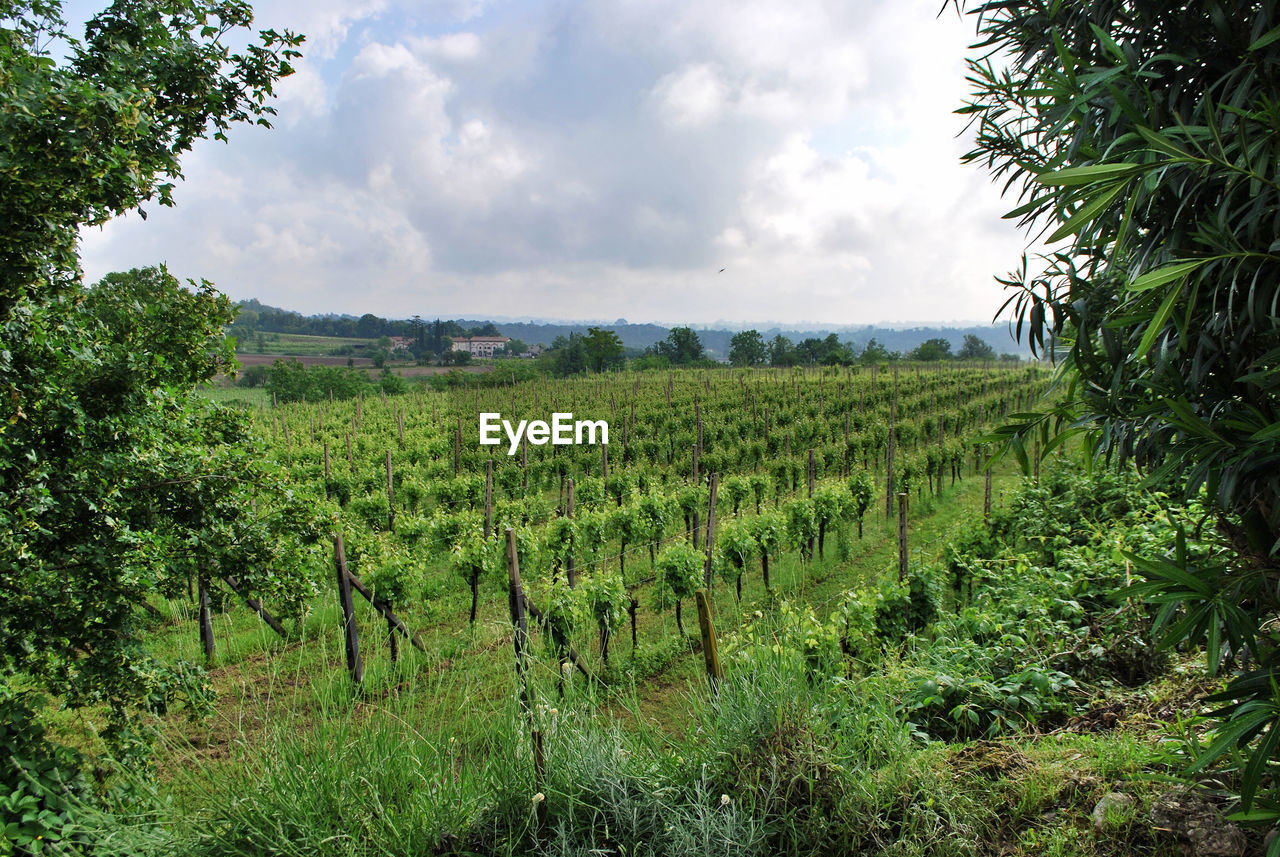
(77, 0), (1036, 325)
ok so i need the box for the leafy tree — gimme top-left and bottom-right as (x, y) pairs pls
(909, 337), (952, 362)
(583, 327), (625, 373)
(0, 0), (308, 826)
(655, 326), (703, 365)
(858, 337), (895, 364)
(958, 0), (1280, 816)
(957, 334), (995, 361)
(768, 334), (797, 367)
(729, 329), (767, 367)
(506, 337), (528, 356)
(443, 348), (471, 366)
(543, 332), (586, 376)
(356, 313), (385, 338)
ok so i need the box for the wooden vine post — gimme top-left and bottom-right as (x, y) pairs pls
(885, 367), (898, 519)
(197, 574), (214, 663)
(897, 493), (909, 583)
(695, 589), (723, 695)
(506, 527), (547, 829)
(453, 418), (462, 476)
(323, 442), (331, 498)
(333, 534), (364, 684)
(565, 478), (577, 589)
(984, 466), (993, 520)
(484, 460), (493, 539)
(385, 450), (395, 534)
(807, 450), (816, 558)
(703, 472), (718, 588)
(691, 444), (701, 550)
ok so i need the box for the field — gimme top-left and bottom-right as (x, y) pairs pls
(233, 332), (376, 357)
(62, 363), (1225, 855)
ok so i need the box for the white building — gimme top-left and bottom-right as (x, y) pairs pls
(451, 335), (510, 358)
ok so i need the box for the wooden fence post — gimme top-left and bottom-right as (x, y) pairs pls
(484, 460), (493, 539)
(695, 589), (723, 695)
(506, 528), (534, 714)
(333, 534), (364, 684)
(984, 466), (993, 520)
(703, 473), (718, 588)
(385, 450), (395, 534)
(198, 574), (214, 663)
(506, 527), (546, 828)
(897, 493), (909, 583)
(565, 478), (576, 589)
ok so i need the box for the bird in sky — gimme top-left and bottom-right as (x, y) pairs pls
(718, 268), (725, 273)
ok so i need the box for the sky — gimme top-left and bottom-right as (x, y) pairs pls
(73, 0), (1038, 327)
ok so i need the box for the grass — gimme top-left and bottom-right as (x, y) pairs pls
(61, 456), (1214, 856)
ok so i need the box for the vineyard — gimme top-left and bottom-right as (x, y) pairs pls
(189, 363), (1047, 681)
(15, 362), (1236, 856)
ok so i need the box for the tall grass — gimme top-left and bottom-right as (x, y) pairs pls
(144, 611), (971, 857)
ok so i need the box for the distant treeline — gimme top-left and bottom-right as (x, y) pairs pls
(228, 299), (499, 345)
(229, 298), (1032, 360)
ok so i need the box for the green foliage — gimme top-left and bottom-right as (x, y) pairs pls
(0, 688), (90, 852)
(651, 542), (703, 612)
(751, 511), (784, 555)
(529, 575), (583, 646)
(961, 0), (1280, 812)
(784, 498), (817, 558)
(653, 327), (703, 365)
(847, 471), (875, 528)
(728, 330), (767, 367)
(581, 570), (629, 637)
(908, 338), (952, 362)
(582, 327), (625, 373)
(957, 334), (994, 361)
(266, 359), (374, 402)
(1, 265), (321, 776)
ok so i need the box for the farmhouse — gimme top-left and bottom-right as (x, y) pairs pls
(451, 335), (511, 358)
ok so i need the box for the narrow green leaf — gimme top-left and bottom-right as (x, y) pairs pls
(1249, 24), (1280, 52)
(1089, 23), (1126, 63)
(1136, 125), (1192, 159)
(1047, 183), (1127, 243)
(1035, 163), (1140, 186)
(1128, 259), (1207, 292)
(1137, 283), (1181, 358)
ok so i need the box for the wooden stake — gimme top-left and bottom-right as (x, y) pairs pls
(897, 493), (909, 583)
(695, 589), (723, 694)
(984, 466), (993, 520)
(333, 535), (364, 684)
(506, 528), (534, 714)
(566, 478), (576, 589)
(484, 460), (493, 539)
(198, 574), (214, 663)
(385, 450), (395, 533)
(692, 444), (701, 550)
(454, 419), (462, 476)
(703, 473), (718, 587)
